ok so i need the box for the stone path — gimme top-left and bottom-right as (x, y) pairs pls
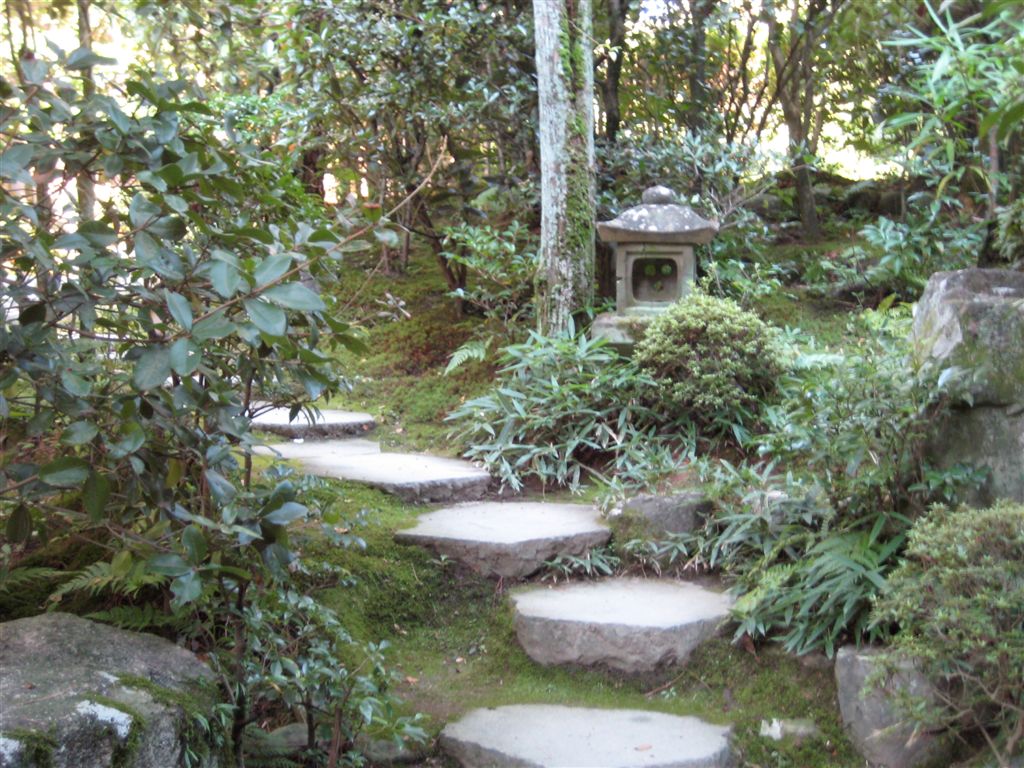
(251, 406), (735, 766)
(394, 501), (611, 578)
(440, 705), (733, 768)
(253, 409), (490, 503)
(511, 578), (733, 674)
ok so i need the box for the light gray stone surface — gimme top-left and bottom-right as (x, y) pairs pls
(251, 407), (375, 438)
(598, 186), (719, 245)
(621, 490), (712, 537)
(255, 441), (490, 503)
(911, 269), (1024, 407)
(254, 437), (380, 461)
(927, 405), (1024, 505)
(512, 578), (733, 674)
(0, 613), (216, 768)
(834, 646), (949, 768)
(439, 704), (733, 768)
(394, 502), (610, 579)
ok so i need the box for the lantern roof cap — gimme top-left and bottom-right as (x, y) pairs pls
(597, 185), (719, 245)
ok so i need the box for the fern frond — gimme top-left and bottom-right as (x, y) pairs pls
(87, 604), (186, 632)
(50, 561), (166, 602)
(444, 339), (490, 375)
(0, 567), (68, 593)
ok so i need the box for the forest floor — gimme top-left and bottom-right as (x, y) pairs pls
(294, 234), (877, 766)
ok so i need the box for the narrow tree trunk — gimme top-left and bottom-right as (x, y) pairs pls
(533, 0), (596, 336)
(77, 0), (96, 222)
(601, 0), (628, 143)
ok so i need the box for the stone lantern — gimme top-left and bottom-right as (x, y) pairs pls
(592, 185), (718, 346)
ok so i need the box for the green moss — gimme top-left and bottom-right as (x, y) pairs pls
(85, 696), (145, 768)
(4, 728), (56, 768)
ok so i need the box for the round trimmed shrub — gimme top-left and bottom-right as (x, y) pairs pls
(633, 292), (783, 432)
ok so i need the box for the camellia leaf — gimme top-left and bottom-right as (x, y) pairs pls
(61, 421), (99, 445)
(170, 572), (203, 606)
(262, 283), (325, 312)
(253, 254), (293, 287)
(208, 261), (242, 298)
(164, 290), (193, 330)
(6, 505), (32, 544)
(263, 501), (308, 526)
(243, 298), (287, 336)
(192, 312), (236, 342)
(39, 457), (90, 487)
(169, 338), (201, 375)
(132, 347), (171, 390)
(83, 471), (110, 522)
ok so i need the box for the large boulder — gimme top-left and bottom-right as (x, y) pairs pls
(911, 269), (1024, 407)
(0, 613), (218, 768)
(834, 646), (949, 768)
(926, 405), (1024, 505)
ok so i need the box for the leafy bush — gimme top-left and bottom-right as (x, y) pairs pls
(447, 330), (676, 492)
(873, 502), (1024, 763)
(633, 293), (784, 439)
(690, 313), (982, 655)
(0, 48), (405, 762)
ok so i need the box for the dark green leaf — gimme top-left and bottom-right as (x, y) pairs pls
(132, 347), (171, 390)
(169, 338), (201, 375)
(39, 457), (90, 488)
(83, 472), (110, 522)
(66, 47), (116, 69)
(263, 283), (325, 312)
(164, 291), (193, 330)
(6, 506), (32, 544)
(208, 262), (242, 298)
(263, 502), (308, 526)
(170, 571), (203, 606)
(61, 421), (98, 445)
(192, 312), (236, 342)
(244, 298), (287, 336)
(204, 469), (236, 503)
(253, 254), (293, 287)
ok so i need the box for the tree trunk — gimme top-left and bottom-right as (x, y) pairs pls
(533, 0), (596, 336)
(77, 0), (96, 222)
(600, 0), (628, 143)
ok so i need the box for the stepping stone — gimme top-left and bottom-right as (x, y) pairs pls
(511, 578), (733, 674)
(254, 438), (381, 461)
(251, 407), (375, 438)
(439, 704), (733, 768)
(394, 502), (610, 579)
(256, 442), (490, 503)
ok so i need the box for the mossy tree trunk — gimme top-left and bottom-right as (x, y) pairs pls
(533, 0), (596, 336)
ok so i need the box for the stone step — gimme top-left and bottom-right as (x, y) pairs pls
(394, 502), (610, 579)
(511, 578), (733, 674)
(251, 407), (375, 439)
(439, 704), (733, 768)
(255, 440), (489, 504)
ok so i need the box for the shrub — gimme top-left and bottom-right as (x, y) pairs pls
(686, 313), (982, 655)
(633, 293), (784, 438)
(447, 330), (676, 492)
(873, 502), (1024, 763)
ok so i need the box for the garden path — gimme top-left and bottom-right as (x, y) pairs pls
(253, 407), (736, 767)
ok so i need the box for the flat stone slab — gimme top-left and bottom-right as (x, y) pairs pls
(252, 407), (375, 438)
(439, 704), (733, 768)
(254, 438), (381, 461)
(256, 442), (490, 503)
(394, 502), (611, 579)
(512, 578), (733, 674)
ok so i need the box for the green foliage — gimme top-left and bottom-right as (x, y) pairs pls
(633, 293), (784, 440)
(873, 502), (1024, 762)
(0, 46), (410, 763)
(448, 330), (676, 492)
(543, 546), (621, 582)
(996, 197), (1024, 269)
(228, 588), (425, 764)
(809, 213), (983, 298)
(688, 313), (982, 655)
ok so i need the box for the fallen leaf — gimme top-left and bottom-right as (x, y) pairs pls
(634, 744), (652, 752)
(404, 676), (419, 685)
